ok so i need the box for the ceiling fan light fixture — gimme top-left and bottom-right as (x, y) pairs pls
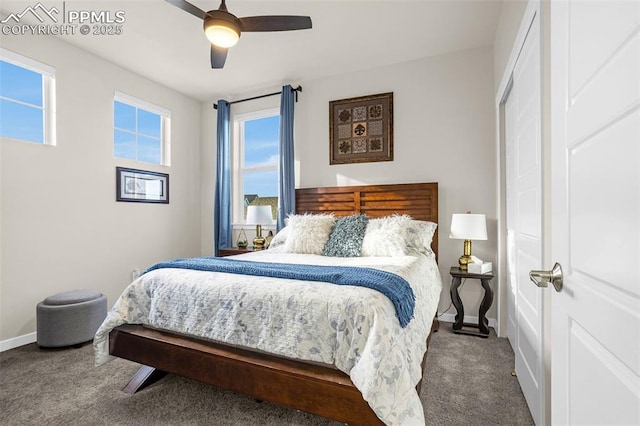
(168, 0), (313, 69)
(205, 24), (239, 47)
(204, 12), (241, 48)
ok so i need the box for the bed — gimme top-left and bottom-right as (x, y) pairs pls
(94, 182), (441, 426)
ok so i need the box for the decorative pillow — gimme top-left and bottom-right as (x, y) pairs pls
(404, 220), (438, 254)
(282, 214), (336, 254)
(322, 214), (369, 257)
(268, 226), (289, 249)
(361, 214), (413, 257)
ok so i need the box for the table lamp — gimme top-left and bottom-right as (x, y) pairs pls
(449, 212), (487, 271)
(246, 205), (273, 250)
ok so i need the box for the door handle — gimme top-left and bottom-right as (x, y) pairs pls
(529, 262), (563, 292)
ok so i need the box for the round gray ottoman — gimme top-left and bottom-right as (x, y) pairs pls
(37, 289), (107, 348)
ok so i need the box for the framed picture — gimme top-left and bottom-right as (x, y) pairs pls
(116, 167), (169, 204)
(329, 92), (393, 165)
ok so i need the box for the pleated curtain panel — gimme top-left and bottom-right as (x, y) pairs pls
(214, 100), (232, 256)
(278, 85), (296, 231)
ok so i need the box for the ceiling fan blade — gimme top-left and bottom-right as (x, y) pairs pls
(165, 0), (208, 20)
(240, 16), (312, 32)
(211, 44), (228, 69)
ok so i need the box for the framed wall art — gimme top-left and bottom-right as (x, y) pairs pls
(116, 167), (169, 204)
(329, 92), (393, 165)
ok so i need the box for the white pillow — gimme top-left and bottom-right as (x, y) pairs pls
(268, 226), (289, 249)
(361, 215), (413, 257)
(404, 220), (438, 254)
(283, 214), (336, 254)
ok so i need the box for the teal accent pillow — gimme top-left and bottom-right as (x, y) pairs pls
(322, 214), (369, 257)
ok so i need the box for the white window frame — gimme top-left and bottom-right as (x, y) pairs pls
(232, 107), (279, 225)
(0, 48), (56, 145)
(113, 91), (171, 166)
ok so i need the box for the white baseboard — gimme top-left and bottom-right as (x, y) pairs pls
(0, 332), (37, 352)
(438, 313), (497, 330)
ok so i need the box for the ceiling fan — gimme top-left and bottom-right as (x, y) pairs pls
(165, 0), (312, 69)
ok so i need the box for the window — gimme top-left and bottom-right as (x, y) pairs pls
(114, 92), (170, 165)
(233, 108), (279, 223)
(0, 48), (55, 145)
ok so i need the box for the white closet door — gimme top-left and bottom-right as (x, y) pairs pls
(505, 12), (544, 425)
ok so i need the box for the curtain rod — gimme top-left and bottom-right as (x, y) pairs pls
(213, 85), (302, 109)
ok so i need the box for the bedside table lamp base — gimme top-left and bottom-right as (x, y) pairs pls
(253, 224), (266, 250)
(458, 239), (473, 271)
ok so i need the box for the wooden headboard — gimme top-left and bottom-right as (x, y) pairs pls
(295, 182), (438, 258)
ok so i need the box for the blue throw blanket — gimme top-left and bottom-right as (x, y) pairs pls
(145, 257), (415, 327)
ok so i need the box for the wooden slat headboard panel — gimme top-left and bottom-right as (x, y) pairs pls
(295, 182), (438, 258)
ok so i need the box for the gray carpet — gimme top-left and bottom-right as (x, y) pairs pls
(0, 325), (534, 425)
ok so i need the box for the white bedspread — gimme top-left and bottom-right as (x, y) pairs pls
(94, 249), (442, 425)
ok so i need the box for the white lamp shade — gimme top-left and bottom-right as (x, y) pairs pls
(246, 205), (273, 225)
(449, 213), (487, 240)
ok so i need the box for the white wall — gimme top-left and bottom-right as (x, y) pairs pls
(203, 47), (498, 323)
(0, 35), (202, 344)
(297, 47), (497, 320)
(201, 102), (216, 256)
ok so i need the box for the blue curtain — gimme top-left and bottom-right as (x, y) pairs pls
(278, 85), (296, 231)
(214, 100), (232, 256)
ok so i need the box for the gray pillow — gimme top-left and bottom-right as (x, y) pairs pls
(322, 214), (369, 257)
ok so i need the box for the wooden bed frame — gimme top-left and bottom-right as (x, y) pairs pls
(109, 182), (439, 426)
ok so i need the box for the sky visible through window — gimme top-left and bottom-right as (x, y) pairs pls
(243, 115), (279, 198)
(0, 60), (44, 143)
(114, 100), (162, 164)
